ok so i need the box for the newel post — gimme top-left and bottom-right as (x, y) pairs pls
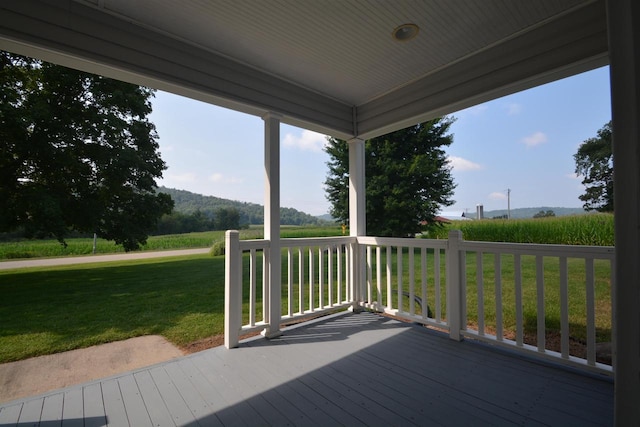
(224, 230), (241, 349)
(447, 230), (464, 341)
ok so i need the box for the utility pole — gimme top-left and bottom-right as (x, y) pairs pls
(507, 188), (511, 219)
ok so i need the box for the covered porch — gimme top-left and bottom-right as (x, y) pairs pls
(1, 1), (638, 424)
(0, 311), (613, 426)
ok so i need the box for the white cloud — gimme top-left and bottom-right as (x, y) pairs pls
(208, 172), (243, 184)
(167, 172), (197, 183)
(521, 131), (548, 148)
(507, 103), (523, 115)
(567, 172), (581, 180)
(283, 130), (327, 152)
(489, 192), (508, 201)
(447, 156), (482, 171)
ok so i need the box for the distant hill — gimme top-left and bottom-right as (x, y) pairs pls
(158, 187), (327, 226)
(483, 207), (587, 219)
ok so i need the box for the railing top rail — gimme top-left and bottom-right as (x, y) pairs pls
(280, 236), (357, 247)
(237, 239), (270, 251)
(460, 240), (615, 259)
(357, 235), (448, 249)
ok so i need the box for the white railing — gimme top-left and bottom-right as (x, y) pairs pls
(457, 234), (615, 375)
(225, 231), (356, 348)
(357, 236), (448, 330)
(225, 230), (615, 375)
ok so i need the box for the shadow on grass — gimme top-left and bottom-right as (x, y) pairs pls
(0, 255), (225, 362)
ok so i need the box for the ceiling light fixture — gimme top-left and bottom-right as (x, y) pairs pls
(392, 24), (419, 42)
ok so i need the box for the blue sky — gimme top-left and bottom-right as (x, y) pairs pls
(151, 66), (611, 216)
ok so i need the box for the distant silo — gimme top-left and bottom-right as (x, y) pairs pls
(476, 204), (484, 220)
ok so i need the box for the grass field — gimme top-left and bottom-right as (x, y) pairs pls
(0, 218), (612, 363)
(0, 225), (344, 260)
(428, 213), (614, 246)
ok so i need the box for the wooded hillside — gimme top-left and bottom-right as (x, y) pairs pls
(159, 187), (328, 226)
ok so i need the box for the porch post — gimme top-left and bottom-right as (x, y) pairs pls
(446, 230), (464, 341)
(607, 0), (640, 424)
(348, 137), (366, 307)
(224, 230), (241, 349)
(263, 112), (282, 338)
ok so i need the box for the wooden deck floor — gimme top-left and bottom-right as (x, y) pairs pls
(0, 311), (613, 426)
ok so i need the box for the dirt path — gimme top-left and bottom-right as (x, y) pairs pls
(0, 248), (210, 270)
(0, 336), (186, 404)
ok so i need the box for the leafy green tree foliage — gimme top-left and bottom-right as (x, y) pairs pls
(214, 207), (240, 230)
(154, 210), (215, 235)
(158, 187), (326, 226)
(325, 118), (456, 237)
(533, 210), (556, 218)
(0, 52), (173, 250)
(574, 121), (613, 212)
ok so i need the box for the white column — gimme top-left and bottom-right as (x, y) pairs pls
(263, 112), (282, 338)
(607, 0), (640, 424)
(348, 138), (366, 237)
(348, 138), (366, 307)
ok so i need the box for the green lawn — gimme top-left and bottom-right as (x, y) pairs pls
(0, 241), (612, 364)
(0, 254), (224, 363)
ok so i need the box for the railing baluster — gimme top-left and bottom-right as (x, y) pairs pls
(348, 244), (353, 303)
(421, 247), (427, 320)
(287, 248), (293, 317)
(536, 255), (545, 352)
(262, 247), (270, 325)
(337, 245), (343, 304)
(560, 256), (569, 359)
(319, 247), (324, 309)
(434, 249), (441, 322)
(366, 246), (372, 306)
(298, 247), (304, 314)
(409, 247), (415, 316)
(397, 247), (403, 313)
(249, 248), (257, 326)
(495, 253), (503, 341)
(476, 251), (484, 336)
(376, 246), (382, 308)
(328, 245), (334, 307)
(386, 246), (392, 309)
(586, 258), (596, 365)
(309, 247), (314, 312)
(514, 254), (523, 347)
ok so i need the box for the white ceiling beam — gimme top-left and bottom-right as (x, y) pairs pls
(0, 0), (356, 139)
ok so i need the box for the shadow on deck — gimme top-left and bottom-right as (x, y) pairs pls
(0, 311), (613, 426)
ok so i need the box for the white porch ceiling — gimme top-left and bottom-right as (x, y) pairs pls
(0, 0), (608, 140)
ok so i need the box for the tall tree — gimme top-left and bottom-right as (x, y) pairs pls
(0, 51), (173, 250)
(214, 207), (240, 230)
(574, 121), (613, 212)
(325, 118), (456, 237)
